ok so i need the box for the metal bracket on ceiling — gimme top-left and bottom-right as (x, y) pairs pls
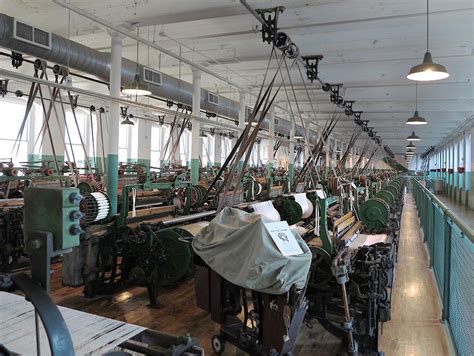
(344, 100), (355, 116)
(329, 84), (344, 105)
(255, 6), (285, 44)
(120, 106), (129, 118)
(352, 111), (363, 124)
(11, 51), (23, 69)
(0, 79), (9, 98)
(301, 55), (324, 83)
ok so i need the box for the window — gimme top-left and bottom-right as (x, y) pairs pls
(466, 133), (471, 172)
(150, 124), (170, 168)
(118, 120), (137, 163)
(221, 136), (232, 164)
(179, 129), (191, 165)
(261, 139), (269, 164)
(201, 134), (214, 167)
(250, 144), (259, 167)
(64, 109), (88, 167)
(0, 100), (31, 166)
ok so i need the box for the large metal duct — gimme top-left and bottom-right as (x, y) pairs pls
(0, 13), (314, 140)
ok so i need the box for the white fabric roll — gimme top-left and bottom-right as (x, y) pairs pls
(292, 193), (314, 219)
(251, 201), (281, 222)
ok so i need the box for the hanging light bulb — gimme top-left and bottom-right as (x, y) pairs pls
(406, 131), (421, 141)
(406, 83), (427, 125)
(407, 0), (449, 81)
(122, 27), (152, 96)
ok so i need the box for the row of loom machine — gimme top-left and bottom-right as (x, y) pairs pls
(0, 159), (405, 355)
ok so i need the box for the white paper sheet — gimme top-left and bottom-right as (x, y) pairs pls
(348, 233), (390, 250)
(264, 221), (304, 256)
(251, 201), (281, 222)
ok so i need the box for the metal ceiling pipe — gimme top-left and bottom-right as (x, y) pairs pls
(0, 13), (313, 140)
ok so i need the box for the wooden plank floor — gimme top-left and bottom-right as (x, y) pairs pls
(379, 193), (454, 356)
(47, 193), (453, 355)
(50, 265), (345, 355)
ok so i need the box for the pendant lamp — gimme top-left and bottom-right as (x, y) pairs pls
(122, 27), (152, 96)
(407, 0), (449, 81)
(406, 131), (421, 141)
(406, 83), (427, 125)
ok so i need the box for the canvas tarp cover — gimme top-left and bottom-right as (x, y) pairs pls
(192, 207), (312, 294)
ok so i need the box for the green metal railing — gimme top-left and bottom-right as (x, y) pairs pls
(412, 178), (474, 355)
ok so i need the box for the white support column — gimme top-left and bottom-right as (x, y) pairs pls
(190, 69), (201, 185)
(106, 32), (122, 214)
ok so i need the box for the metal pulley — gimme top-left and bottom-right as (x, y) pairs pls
(154, 227), (194, 284)
(375, 190), (395, 207)
(77, 181), (101, 195)
(276, 196), (303, 225)
(384, 184), (400, 199)
(359, 197), (390, 230)
(191, 185), (207, 207)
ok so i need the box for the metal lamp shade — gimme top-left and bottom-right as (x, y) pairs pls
(120, 117), (135, 126)
(407, 52), (449, 81)
(122, 74), (152, 96)
(406, 131), (421, 141)
(406, 111), (427, 125)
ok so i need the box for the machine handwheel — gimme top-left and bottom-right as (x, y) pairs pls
(211, 335), (226, 354)
(308, 247), (333, 288)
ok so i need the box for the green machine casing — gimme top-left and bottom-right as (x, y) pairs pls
(24, 187), (83, 250)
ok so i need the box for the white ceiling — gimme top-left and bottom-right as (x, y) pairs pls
(1, 0), (473, 154)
